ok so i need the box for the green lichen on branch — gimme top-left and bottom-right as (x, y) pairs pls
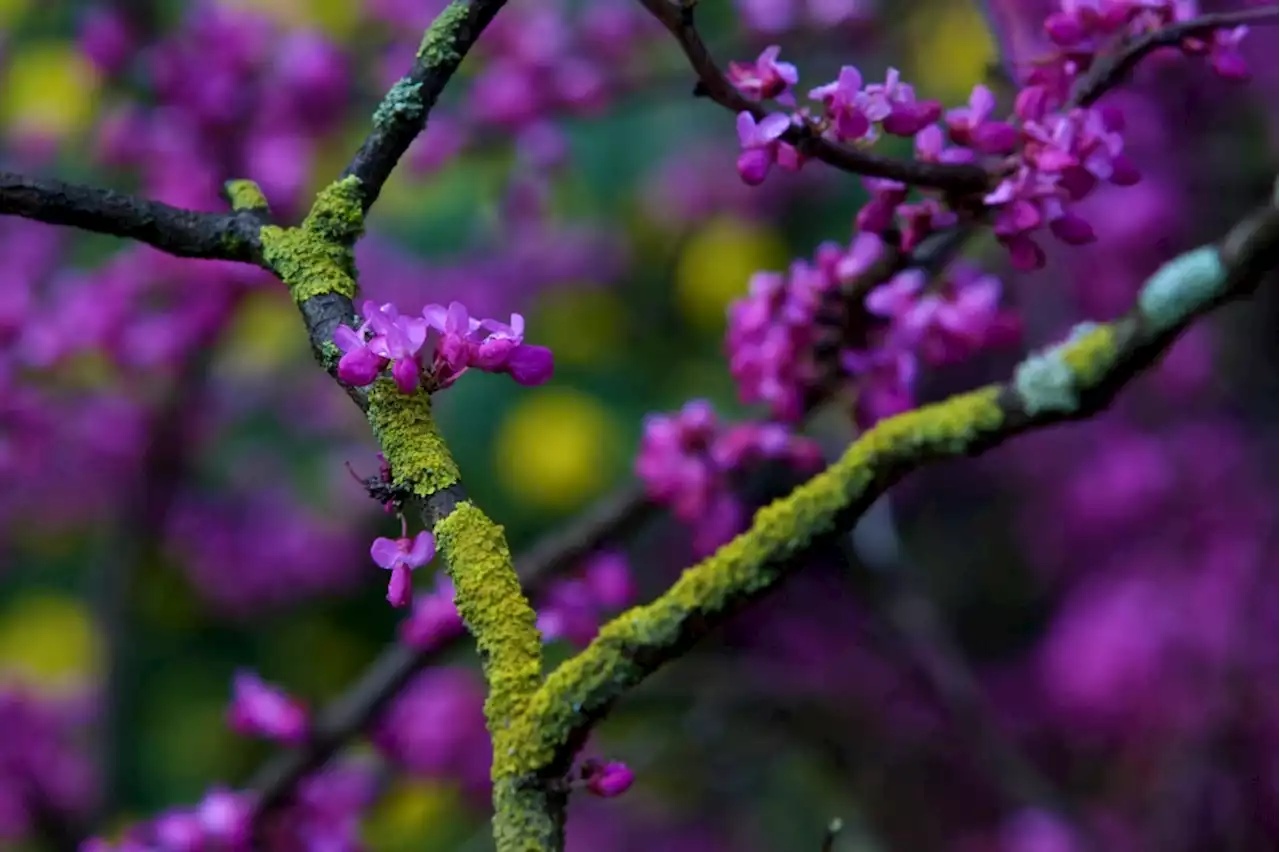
(373, 77), (425, 129)
(434, 501), (542, 733)
(417, 0), (470, 65)
(497, 387), (1007, 777)
(259, 176), (365, 303)
(224, 179), (270, 212)
(365, 382), (461, 496)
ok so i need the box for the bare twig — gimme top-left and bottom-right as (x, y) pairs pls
(1069, 7), (1279, 107)
(0, 172), (265, 263)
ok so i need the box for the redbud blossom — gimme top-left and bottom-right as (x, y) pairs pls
(227, 671), (309, 744)
(371, 530), (437, 608)
(584, 760), (635, 798)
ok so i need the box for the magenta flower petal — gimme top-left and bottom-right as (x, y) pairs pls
(406, 530), (436, 566)
(504, 344), (555, 386)
(370, 536), (402, 570)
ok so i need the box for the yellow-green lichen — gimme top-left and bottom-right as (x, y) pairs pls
(497, 387), (1006, 777)
(302, 175), (366, 245)
(1057, 321), (1119, 389)
(434, 501), (542, 746)
(491, 778), (564, 852)
(260, 224), (358, 304)
(417, 0), (469, 65)
(259, 177), (367, 304)
(373, 77), (424, 128)
(366, 382), (461, 496)
(224, 179), (269, 211)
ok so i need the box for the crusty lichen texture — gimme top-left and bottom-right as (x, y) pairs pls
(259, 175), (365, 304)
(417, 0), (469, 65)
(366, 382), (462, 496)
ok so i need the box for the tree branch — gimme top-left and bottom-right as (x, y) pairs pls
(502, 189), (1278, 792)
(1069, 7), (1279, 108)
(631, 0), (993, 194)
(340, 0), (511, 213)
(0, 172), (266, 263)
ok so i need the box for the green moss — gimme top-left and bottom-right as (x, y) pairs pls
(365, 381), (461, 496)
(435, 502), (542, 742)
(417, 0), (469, 65)
(373, 77), (424, 128)
(497, 387), (1006, 777)
(224, 179), (269, 211)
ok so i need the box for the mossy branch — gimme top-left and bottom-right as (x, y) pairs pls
(503, 191), (1278, 788)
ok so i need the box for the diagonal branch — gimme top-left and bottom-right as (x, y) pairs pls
(340, 0), (510, 213)
(503, 188), (1278, 788)
(0, 172), (267, 263)
(632, 0), (993, 193)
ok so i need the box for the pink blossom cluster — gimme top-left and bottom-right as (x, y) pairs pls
(334, 300), (554, 394)
(0, 685), (96, 841)
(726, 0), (1255, 269)
(83, 765), (375, 852)
(536, 551), (636, 647)
(636, 400), (824, 553)
(724, 229), (1018, 428)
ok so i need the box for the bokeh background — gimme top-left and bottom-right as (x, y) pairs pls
(0, 0), (1276, 849)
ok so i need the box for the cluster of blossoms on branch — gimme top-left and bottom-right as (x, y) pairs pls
(729, 0), (1255, 270)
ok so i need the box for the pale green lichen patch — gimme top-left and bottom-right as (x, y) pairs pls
(499, 387), (1006, 777)
(224, 179), (269, 211)
(1137, 246), (1227, 333)
(417, 0), (469, 65)
(435, 501), (542, 746)
(373, 77), (424, 128)
(366, 381), (461, 496)
(1013, 321), (1119, 416)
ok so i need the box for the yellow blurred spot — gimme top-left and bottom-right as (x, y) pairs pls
(0, 0), (30, 27)
(675, 216), (789, 332)
(307, 0), (361, 36)
(533, 289), (625, 367)
(221, 290), (310, 374)
(495, 390), (618, 511)
(364, 781), (462, 851)
(907, 2), (997, 103)
(223, 0), (358, 36)
(0, 595), (101, 684)
(0, 43), (100, 139)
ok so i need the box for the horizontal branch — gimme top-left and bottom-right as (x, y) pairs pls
(0, 172), (267, 263)
(504, 188), (1278, 782)
(1070, 6), (1279, 108)
(633, 0), (993, 194)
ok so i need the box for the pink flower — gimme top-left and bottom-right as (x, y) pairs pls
(227, 671), (309, 744)
(808, 66), (872, 143)
(735, 111), (794, 186)
(583, 759), (635, 798)
(727, 45), (799, 106)
(861, 68), (941, 137)
(371, 530), (437, 608)
(945, 84), (1019, 154)
(333, 324), (385, 386)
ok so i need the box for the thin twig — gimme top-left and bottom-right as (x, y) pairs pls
(1069, 7), (1280, 107)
